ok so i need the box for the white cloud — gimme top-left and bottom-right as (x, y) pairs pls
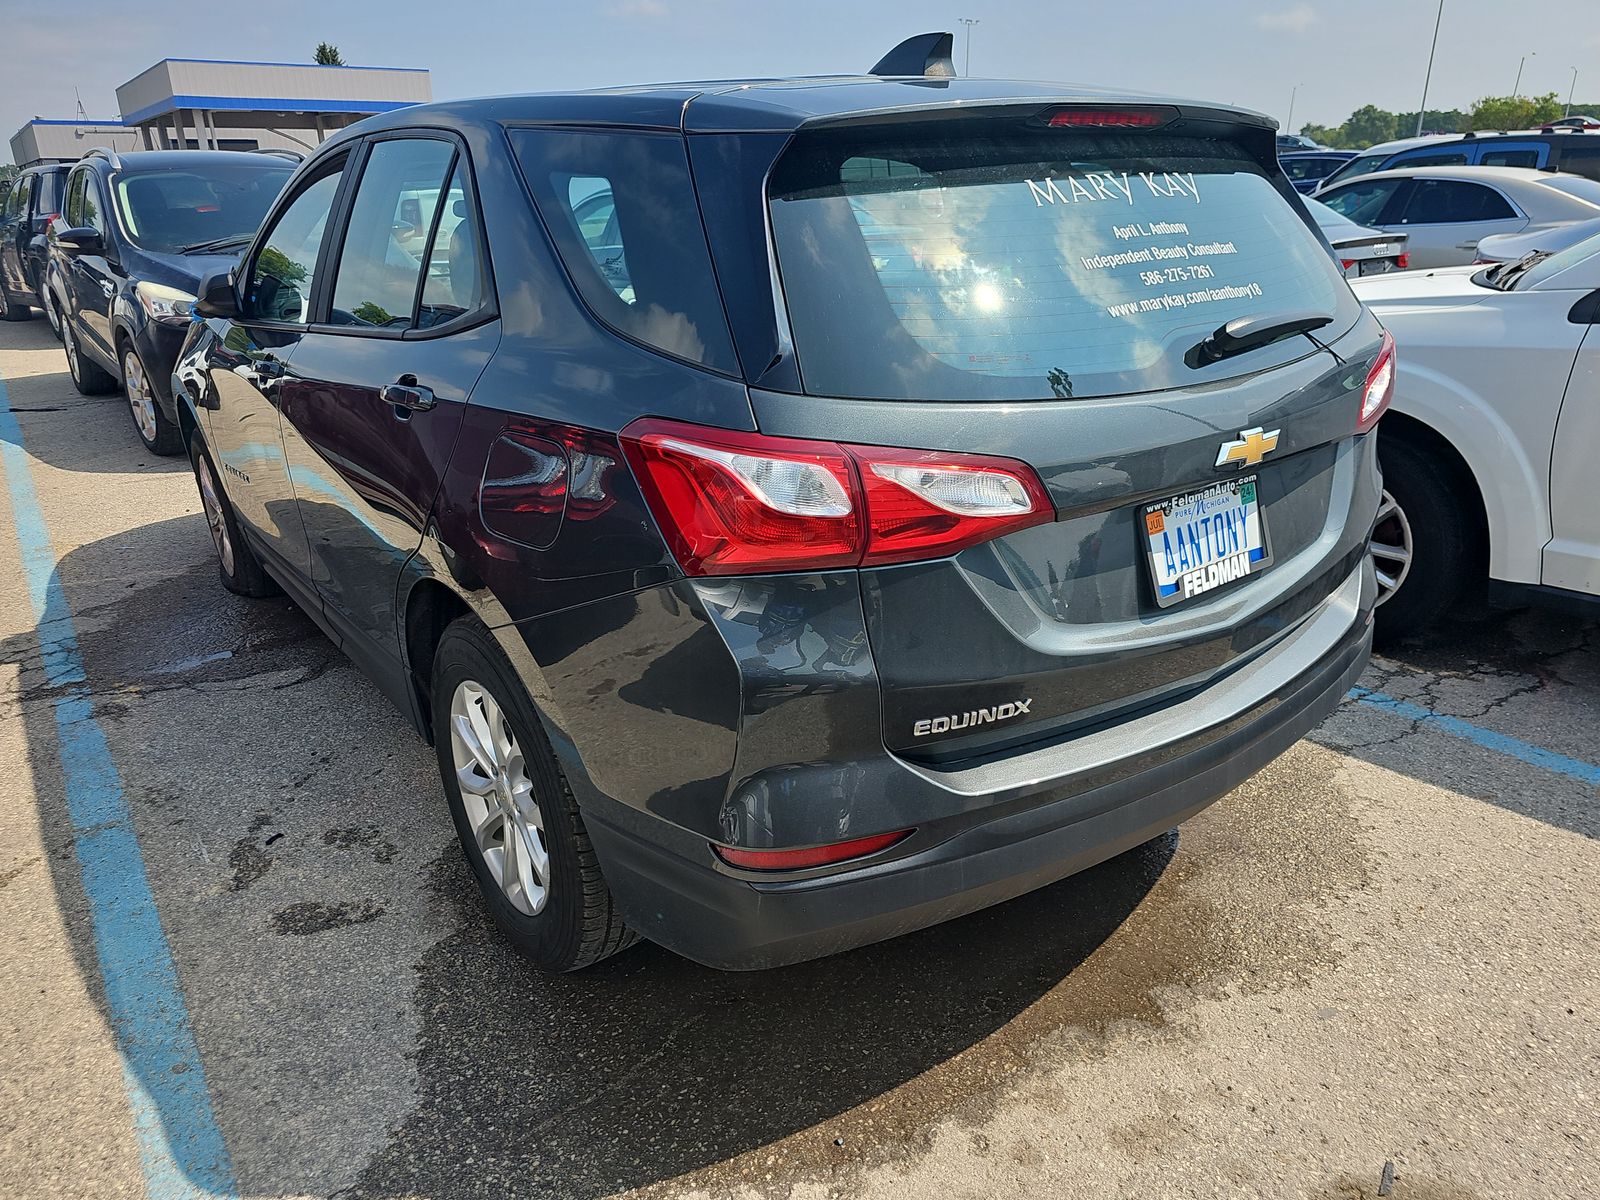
(1255, 5), (1319, 33)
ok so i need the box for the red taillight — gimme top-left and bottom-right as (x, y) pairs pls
(1340, 258), (1356, 270)
(1396, 252), (1410, 269)
(1045, 107), (1169, 128)
(620, 419), (1053, 576)
(714, 830), (911, 871)
(1357, 331), (1396, 433)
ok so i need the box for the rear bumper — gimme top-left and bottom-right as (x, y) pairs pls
(584, 564), (1372, 969)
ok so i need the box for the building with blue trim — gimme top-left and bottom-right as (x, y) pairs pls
(9, 57), (431, 166)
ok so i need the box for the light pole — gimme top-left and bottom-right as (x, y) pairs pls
(1287, 83), (1302, 134)
(959, 18), (979, 76)
(1416, 0), (1445, 137)
(1569, 67), (1579, 117)
(1513, 51), (1534, 97)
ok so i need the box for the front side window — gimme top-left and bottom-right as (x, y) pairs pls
(1399, 180), (1516, 224)
(113, 163), (291, 254)
(512, 128), (739, 374)
(35, 171), (62, 218)
(63, 170), (87, 227)
(244, 160), (345, 324)
(768, 119), (1356, 401)
(81, 175), (107, 236)
(328, 138), (455, 329)
(4, 177), (26, 219)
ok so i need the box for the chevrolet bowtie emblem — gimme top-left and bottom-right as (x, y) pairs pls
(1215, 427), (1281, 469)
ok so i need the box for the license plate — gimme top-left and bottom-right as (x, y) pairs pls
(1142, 475), (1272, 608)
(1358, 258), (1397, 275)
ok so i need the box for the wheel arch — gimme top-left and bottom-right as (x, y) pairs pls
(403, 576), (473, 744)
(1377, 410), (1490, 562)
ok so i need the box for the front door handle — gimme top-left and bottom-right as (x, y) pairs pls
(381, 377), (436, 415)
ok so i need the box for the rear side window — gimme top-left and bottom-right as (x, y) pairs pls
(768, 120), (1355, 402)
(512, 128), (738, 375)
(329, 137), (455, 329)
(1555, 145), (1600, 181)
(1399, 180), (1516, 223)
(1477, 146), (1542, 168)
(1391, 149), (1470, 168)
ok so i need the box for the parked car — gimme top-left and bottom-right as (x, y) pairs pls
(0, 163), (69, 328)
(1276, 133), (1324, 153)
(1279, 150), (1357, 194)
(46, 147), (293, 453)
(1542, 116), (1600, 131)
(1305, 196), (1409, 276)
(173, 40), (1386, 973)
(1314, 129), (1600, 193)
(1474, 215), (1600, 263)
(1316, 165), (1600, 267)
(1352, 235), (1600, 638)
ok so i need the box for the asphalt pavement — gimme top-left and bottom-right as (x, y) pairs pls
(0, 315), (1595, 1200)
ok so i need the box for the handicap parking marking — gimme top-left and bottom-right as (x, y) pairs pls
(0, 373), (238, 1199)
(1348, 685), (1600, 787)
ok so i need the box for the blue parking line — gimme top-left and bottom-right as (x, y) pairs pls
(1348, 686), (1600, 786)
(0, 374), (237, 1198)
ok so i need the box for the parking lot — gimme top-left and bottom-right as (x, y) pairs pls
(0, 314), (1596, 1198)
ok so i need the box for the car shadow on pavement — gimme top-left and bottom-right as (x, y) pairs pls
(13, 512), (1177, 1199)
(0, 321), (187, 475)
(346, 836), (1175, 1199)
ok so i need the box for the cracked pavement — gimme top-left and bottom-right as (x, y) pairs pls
(1, 318), (1597, 1200)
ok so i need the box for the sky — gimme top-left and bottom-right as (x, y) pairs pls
(5, 0), (1599, 163)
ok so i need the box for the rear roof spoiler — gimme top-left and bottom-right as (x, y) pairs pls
(869, 32), (957, 78)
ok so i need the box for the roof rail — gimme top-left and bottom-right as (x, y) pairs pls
(869, 32), (957, 78)
(82, 146), (122, 169)
(251, 147), (305, 162)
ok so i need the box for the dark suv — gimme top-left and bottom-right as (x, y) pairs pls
(47, 148), (293, 453)
(174, 37), (1387, 971)
(0, 163), (69, 326)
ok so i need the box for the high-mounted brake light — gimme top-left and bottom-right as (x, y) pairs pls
(1045, 108), (1169, 129)
(715, 830), (911, 871)
(1357, 331), (1396, 433)
(619, 419), (1054, 576)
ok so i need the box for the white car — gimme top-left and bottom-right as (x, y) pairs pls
(1318, 165), (1600, 268)
(1352, 234), (1600, 639)
(1475, 216), (1600, 263)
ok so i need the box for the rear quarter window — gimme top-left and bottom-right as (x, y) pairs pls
(768, 120), (1357, 402)
(512, 128), (739, 375)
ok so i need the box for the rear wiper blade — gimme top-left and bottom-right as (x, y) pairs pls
(178, 234), (252, 254)
(1185, 310), (1334, 368)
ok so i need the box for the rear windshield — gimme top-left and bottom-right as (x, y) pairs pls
(113, 163), (292, 254)
(768, 121), (1356, 401)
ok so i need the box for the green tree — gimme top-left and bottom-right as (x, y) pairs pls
(0, 163), (17, 208)
(313, 42), (345, 66)
(1466, 92), (1563, 131)
(1342, 105), (1399, 149)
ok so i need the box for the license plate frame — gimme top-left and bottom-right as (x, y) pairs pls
(1142, 475), (1273, 608)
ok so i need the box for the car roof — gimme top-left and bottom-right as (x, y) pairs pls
(1354, 133), (1460, 155)
(1332, 164), (1564, 185)
(341, 75), (1274, 137)
(74, 149), (297, 173)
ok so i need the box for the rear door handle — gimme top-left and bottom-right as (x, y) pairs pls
(381, 378), (436, 416)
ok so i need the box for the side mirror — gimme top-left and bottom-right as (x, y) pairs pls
(194, 270), (240, 320)
(55, 226), (103, 256)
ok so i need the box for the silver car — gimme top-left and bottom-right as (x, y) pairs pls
(1474, 215), (1600, 263)
(1316, 165), (1600, 268)
(1305, 197), (1409, 276)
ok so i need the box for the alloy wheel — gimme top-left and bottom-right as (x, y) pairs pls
(449, 679), (550, 916)
(196, 454), (235, 577)
(123, 350), (158, 443)
(1370, 488), (1413, 606)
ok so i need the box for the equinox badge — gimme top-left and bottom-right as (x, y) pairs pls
(913, 699), (1033, 738)
(1215, 426), (1281, 469)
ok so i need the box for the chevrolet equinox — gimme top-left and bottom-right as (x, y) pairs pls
(174, 35), (1386, 971)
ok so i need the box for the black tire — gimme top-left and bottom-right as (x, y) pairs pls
(0, 285), (33, 322)
(1371, 435), (1478, 646)
(41, 286), (63, 341)
(63, 317), (117, 395)
(432, 615), (637, 972)
(121, 342), (184, 455)
(190, 433), (279, 597)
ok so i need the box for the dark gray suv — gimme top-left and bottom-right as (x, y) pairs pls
(174, 37), (1387, 971)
